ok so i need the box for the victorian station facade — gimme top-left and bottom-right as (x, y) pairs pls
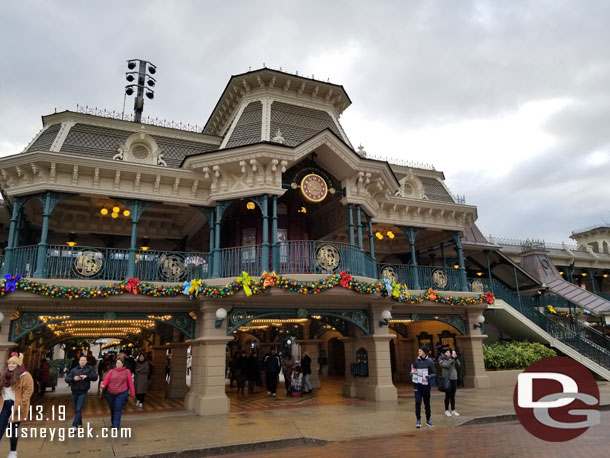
(0, 68), (608, 416)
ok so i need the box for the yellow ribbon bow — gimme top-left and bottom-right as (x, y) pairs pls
(391, 282), (401, 298)
(189, 279), (202, 297)
(261, 271), (277, 288)
(236, 271), (254, 296)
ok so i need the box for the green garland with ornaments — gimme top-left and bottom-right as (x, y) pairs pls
(0, 272), (495, 306)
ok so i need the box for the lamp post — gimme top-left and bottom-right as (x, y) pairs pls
(125, 59), (157, 123)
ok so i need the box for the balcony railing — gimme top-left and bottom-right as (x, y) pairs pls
(218, 245), (263, 278)
(379, 264), (464, 291)
(11, 246), (37, 278)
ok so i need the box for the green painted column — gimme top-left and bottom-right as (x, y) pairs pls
(212, 201), (225, 278)
(347, 204), (355, 246)
(34, 192), (53, 278)
(261, 194), (269, 272)
(513, 264), (522, 312)
(127, 200), (141, 278)
(208, 209), (215, 278)
(402, 227), (421, 290)
(451, 231), (468, 291)
(485, 250), (494, 293)
(356, 205), (363, 250)
(587, 269), (597, 293)
(367, 216), (375, 259)
(271, 195), (279, 272)
(2, 197), (25, 275)
(440, 243), (446, 267)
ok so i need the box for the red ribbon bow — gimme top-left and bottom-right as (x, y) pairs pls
(485, 291), (495, 304)
(339, 271), (352, 288)
(126, 277), (140, 295)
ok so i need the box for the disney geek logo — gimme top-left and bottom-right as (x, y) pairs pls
(513, 356), (600, 442)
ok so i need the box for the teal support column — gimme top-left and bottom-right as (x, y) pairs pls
(401, 227), (421, 290)
(567, 263), (575, 283)
(347, 204), (355, 246)
(356, 205), (363, 250)
(2, 196), (25, 275)
(213, 203), (222, 278)
(513, 264), (522, 312)
(367, 216), (375, 278)
(451, 231), (468, 291)
(34, 192), (53, 278)
(485, 250), (494, 293)
(271, 195), (279, 272)
(367, 216), (375, 259)
(261, 194), (269, 272)
(207, 209), (215, 278)
(585, 269), (596, 293)
(127, 200), (141, 278)
(440, 243), (446, 267)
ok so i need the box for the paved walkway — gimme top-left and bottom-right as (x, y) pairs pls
(6, 380), (610, 457)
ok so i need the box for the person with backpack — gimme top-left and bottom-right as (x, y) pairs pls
(263, 348), (281, 397)
(99, 359), (135, 429)
(66, 355), (98, 429)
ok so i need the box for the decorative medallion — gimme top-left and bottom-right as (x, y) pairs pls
(471, 279), (484, 293)
(432, 268), (449, 289)
(159, 254), (186, 281)
(300, 173), (328, 203)
(74, 250), (104, 277)
(380, 266), (399, 283)
(316, 244), (341, 272)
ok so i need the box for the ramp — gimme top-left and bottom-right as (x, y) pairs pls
(520, 252), (610, 314)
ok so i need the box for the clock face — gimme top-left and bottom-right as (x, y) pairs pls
(300, 173), (328, 203)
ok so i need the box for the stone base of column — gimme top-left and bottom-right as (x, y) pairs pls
(167, 343), (189, 399)
(297, 340), (322, 389)
(463, 374), (491, 389)
(186, 392), (230, 416)
(456, 334), (490, 389)
(149, 346), (169, 392)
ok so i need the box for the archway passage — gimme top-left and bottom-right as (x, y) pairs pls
(8, 312), (197, 418)
(224, 309), (367, 412)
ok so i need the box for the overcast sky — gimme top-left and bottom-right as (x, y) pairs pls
(1, 0), (609, 243)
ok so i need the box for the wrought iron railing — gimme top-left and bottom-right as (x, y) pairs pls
(487, 279), (610, 369)
(278, 241), (376, 278)
(135, 250), (210, 282)
(11, 246), (37, 278)
(218, 245), (263, 278)
(46, 246), (130, 281)
(379, 264), (464, 291)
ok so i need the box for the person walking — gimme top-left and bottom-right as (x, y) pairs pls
(246, 352), (259, 394)
(99, 359), (135, 429)
(134, 354), (151, 408)
(236, 351), (248, 395)
(0, 352), (34, 458)
(301, 352), (313, 394)
(280, 353), (293, 396)
(66, 355), (98, 429)
(37, 358), (50, 396)
(263, 348), (281, 397)
(411, 346), (436, 428)
(439, 347), (461, 417)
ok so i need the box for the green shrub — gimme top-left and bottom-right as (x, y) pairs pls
(483, 341), (556, 370)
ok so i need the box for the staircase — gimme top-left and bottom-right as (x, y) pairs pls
(487, 280), (610, 380)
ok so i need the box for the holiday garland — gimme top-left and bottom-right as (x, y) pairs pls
(0, 272), (494, 306)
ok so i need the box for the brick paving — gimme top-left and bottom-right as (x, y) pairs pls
(222, 412), (610, 458)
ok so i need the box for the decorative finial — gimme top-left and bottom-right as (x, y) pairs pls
(357, 144), (367, 157)
(272, 128), (285, 144)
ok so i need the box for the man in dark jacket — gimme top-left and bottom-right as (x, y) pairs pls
(411, 346), (436, 428)
(301, 352), (313, 394)
(263, 347), (281, 396)
(66, 355), (98, 428)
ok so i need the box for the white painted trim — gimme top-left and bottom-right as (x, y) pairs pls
(50, 121), (76, 152)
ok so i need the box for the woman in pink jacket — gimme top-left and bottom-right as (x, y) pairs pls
(99, 359), (135, 429)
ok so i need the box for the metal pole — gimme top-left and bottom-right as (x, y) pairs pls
(272, 196), (279, 272)
(261, 194), (269, 272)
(348, 204), (355, 246)
(34, 192), (52, 278)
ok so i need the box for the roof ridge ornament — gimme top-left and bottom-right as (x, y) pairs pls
(272, 128), (285, 144)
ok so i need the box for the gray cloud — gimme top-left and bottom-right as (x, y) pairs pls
(1, 0), (609, 242)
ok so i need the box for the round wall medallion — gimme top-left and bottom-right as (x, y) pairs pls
(74, 250), (104, 277)
(471, 279), (485, 293)
(316, 244), (341, 272)
(380, 266), (399, 283)
(159, 254), (186, 281)
(300, 173), (328, 203)
(432, 269), (449, 289)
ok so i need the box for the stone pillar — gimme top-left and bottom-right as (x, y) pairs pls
(341, 337), (356, 397)
(185, 302), (231, 416)
(149, 346), (169, 392)
(456, 310), (490, 388)
(167, 342), (189, 398)
(297, 340), (322, 389)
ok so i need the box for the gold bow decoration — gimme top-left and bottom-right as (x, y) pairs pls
(261, 271), (277, 288)
(236, 271), (254, 297)
(189, 279), (202, 297)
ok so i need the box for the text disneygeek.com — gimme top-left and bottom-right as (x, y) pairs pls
(7, 423), (132, 441)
